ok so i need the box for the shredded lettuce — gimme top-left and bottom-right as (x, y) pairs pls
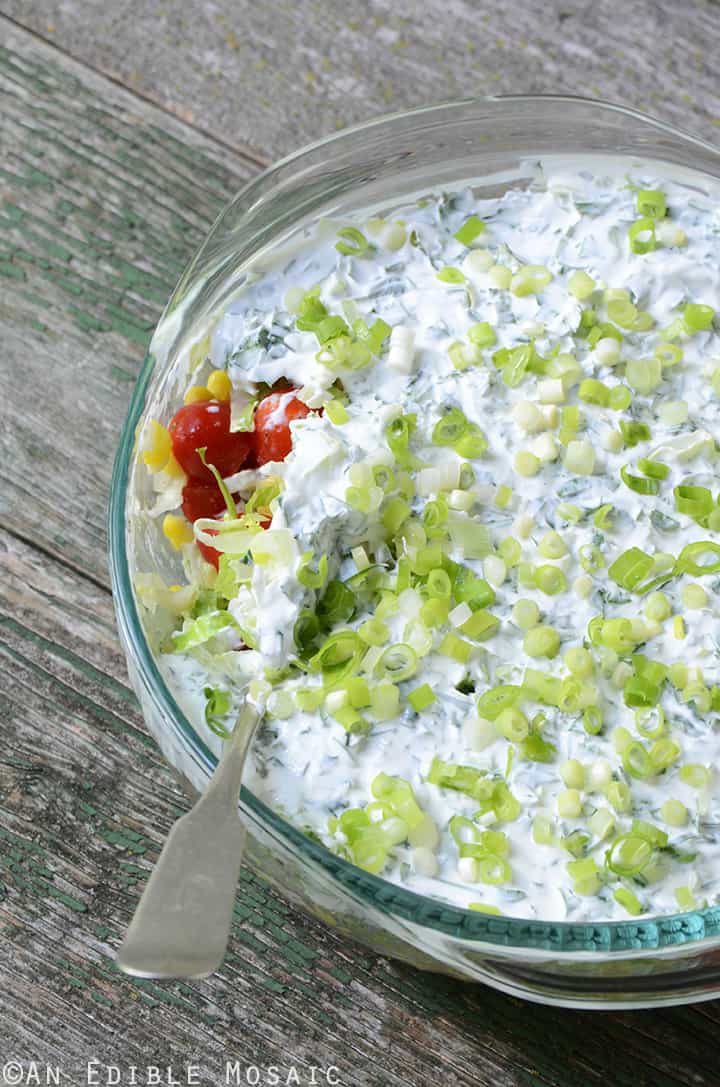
(197, 447), (237, 518)
(172, 610), (238, 651)
(230, 391), (257, 433)
(193, 517), (261, 555)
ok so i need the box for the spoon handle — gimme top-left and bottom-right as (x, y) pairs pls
(117, 704), (259, 979)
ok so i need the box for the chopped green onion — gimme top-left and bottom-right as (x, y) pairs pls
(294, 610), (321, 656)
(468, 321), (497, 348)
(674, 484), (713, 524)
(606, 385), (632, 411)
(371, 682), (401, 721)
(295, 290), (328, 331)
(638, 459), (669, 480)
(454, 216), (486, 245)
(623, 676), (660, 709)
(522, 669), (562, 706)
(628, 217), (657, 254)
(614, 887), (643, 915)
(385, 413), (418, 468)
(578, 378), (610, 406)
(583, 706), (603, 735)
(408, 683), (436, 712)
(375, 643), (418, 683)
(519, 732), (557, 762)
(568, 270), (596, 300)
(606, 833), (654, 876)
(439, 632), (473, 663)
(359, 618), (390, 647)
(203, 686), (232, 738)
(649, 737), (681, 772)
(620, 464), (659, 495)
(579, 544), (604, 573)
(297, 550), (329, 589)
(427, 757), (489, 800)
(675, 541), (720, 575)
(325, 399), (349, 425)
(636, 189), (667, 219)
(432, 408), (467, 446)
(317, 580), (356, 625)
(622, 741), (654, 779)
(310, 631), (364, 685)
(455, 423), (489, 459)
(679, 764), (711, 789)
(459, 609), (500, 641)
(335, 226), (369, 256)
(382, 496), (412, 535)
(534, 565), (567, 595)
(608, 547), (654, 591)
(625, 357), (662, 395)
(619, 420), (651, 447)
(476, 685), (524, 721)
(587, 322), (623, 347)
(436, 266), (466, 284)
(654, 342), (683, 366)
(524, 625), (561, 659)
(605, 781), (632, 814)
(511, 264), (552, 297)
(294, 687), (325, 713)
(683, 302), (715, 332)
(315, 315), (350, 344)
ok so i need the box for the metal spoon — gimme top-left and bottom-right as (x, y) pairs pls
(117, 703), (260, 979)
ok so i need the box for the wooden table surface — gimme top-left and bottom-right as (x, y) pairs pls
(2, 3), (720, 1083)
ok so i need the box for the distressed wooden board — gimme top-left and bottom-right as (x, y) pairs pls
(0, 18), (257, 586)
(7, 524), (720, 1085)
(1, 9), (720, 1086)
(6, 521), (720, 1084)
(3, 1), (720, 162)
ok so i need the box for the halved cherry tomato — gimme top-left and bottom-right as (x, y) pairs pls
(181, 480), (228, 523)
(252, 390), (313, 465)
(169, 400), (252, 480)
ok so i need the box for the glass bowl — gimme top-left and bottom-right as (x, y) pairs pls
(109, 95), (720, 1008)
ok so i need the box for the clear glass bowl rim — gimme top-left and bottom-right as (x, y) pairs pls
(108, 93), (720, 955)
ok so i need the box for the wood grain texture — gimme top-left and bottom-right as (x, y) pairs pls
(8, 523), (720, 1085)
(0, 17), (255, 585)
(4, 522), (720, 1085)
(3, 0), (720, 161)
(2, 6), (720, 1084)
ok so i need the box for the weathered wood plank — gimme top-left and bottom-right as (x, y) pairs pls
(3, 525), (720, 1083)
(2, 12), (720, 1086)
(0, 20), (258, 585)
(3, 2), (719, 161)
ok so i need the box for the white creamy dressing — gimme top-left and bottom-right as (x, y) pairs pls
(157, 158), (720, 922)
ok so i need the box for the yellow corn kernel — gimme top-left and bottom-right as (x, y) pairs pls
(184, 385), (212, 405)
(163, 453), (186, 480)
(207, 369), (232, 401)
(142, 420), (171, 470)
(163, 514), (194, 550)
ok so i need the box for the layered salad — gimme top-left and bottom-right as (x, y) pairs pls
(136, 161), (720, 922)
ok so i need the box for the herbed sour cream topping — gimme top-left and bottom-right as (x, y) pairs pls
(140, 162), (720, 923)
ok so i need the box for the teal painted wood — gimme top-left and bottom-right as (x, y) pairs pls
(1, 11), (720, 1086)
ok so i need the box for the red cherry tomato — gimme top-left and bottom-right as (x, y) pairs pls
(253, 391), (313, 465)
(181, 480), (228, 523)
(169, 400), (252, 480)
